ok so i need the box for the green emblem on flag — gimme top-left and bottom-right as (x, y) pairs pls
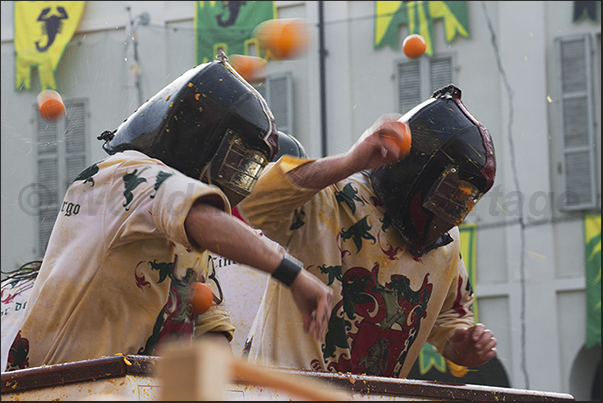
(195, 1), (276, 65)
(418, 342), (447, 374)
(459, 222), (478, 320)
(374, 1), (470, 57)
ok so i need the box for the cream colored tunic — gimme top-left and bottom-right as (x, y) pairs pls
(5, 151), (234, 370)
(238, 156), (475, 378)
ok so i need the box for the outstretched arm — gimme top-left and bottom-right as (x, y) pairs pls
(288, 114), (409, 189)
(185, 201), (333, 341)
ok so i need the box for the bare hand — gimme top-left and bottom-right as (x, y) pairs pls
(443, 323), (498, 368)
(345, 113), (409, 172)
(289, 270), (334, 342)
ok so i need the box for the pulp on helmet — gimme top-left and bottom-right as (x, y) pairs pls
(370, 84), (496, 257)
(98, 59), (279, 207)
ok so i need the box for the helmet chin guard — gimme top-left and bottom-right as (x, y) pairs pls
(99, 59), (279, 206)
(203, 129), (269, 206)
(370, 84), (496, 257)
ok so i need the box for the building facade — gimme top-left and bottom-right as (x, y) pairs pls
(1, 1), (600, 399)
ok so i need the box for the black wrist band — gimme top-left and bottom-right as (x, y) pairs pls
(271, 254), (303, 287)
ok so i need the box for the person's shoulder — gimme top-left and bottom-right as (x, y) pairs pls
(112, 150), (165, 166)
(106, 151), (182, 175)
(339, 171), (373, 193)
(447, 227), (462, 255)
(441, 227), (461, 251)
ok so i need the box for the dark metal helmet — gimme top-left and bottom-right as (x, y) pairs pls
(98, 59), (279, 206)
(273, 131), (307, 161)
(369, 85), (496, 257)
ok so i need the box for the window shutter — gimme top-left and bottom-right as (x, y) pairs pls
(398, 61), (421, 115)
(429, 56), (453, 93)
(256, 72), (293, 134)
(555, 34), (597, 210)
(36, 113), (60, 255)
(398, 55), (453, 115)
(37, 118), (58, 155)
(37, 155), (59, 255)
(37, 159), (59, 211)
(35, 99), (88, 256)
(64, 101), (87, 189)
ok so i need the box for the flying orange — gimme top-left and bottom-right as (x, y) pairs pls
(228, 54), (267, 83)
(190, 282), (214, 316)
(37, 90), (65, 121)
(254, 18), (310, 60)
(403, 34), (426, 59)
(381, 120), (412, 158)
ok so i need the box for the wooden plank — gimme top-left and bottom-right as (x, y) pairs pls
(274, 369), (575, 401)
(1, 355), (127, 394)
(1, 353), (575, 401)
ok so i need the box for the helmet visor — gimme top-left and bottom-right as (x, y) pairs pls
(208, 129), (268, 201)
(423, 165), (482, 227)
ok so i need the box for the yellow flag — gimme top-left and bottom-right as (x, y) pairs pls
(459, 222), (477, 321)
(14, 1), (86, 91)
(584, 213), (601, 348)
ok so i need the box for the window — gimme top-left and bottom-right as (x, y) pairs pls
(255, 72), (293, 134)
(35, 99), (87, 256)
(397, 55), (454, 115)
(555, 34), (599, 211)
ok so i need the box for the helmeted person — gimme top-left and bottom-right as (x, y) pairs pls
(239, 85), (498, 378)
(5, 57), (332, 371)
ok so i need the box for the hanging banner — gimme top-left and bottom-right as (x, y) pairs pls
(14, 1), (86, 91)
(573, 1), (599, 23)
(459, 222), (478, 320)
(374, 1), (470, 57)
(584, 213), (601, 348)
(417, 342), (447, 375)
(195, 1), (276, 65)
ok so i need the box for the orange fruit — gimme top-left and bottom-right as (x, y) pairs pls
(254, 18), (309, 60)
(403, 34), (426, 59)
(381, 120), (412, 158)
(228, 54), (267, 83)
(37, 90), (65, 121)
(189, 282), (214, 316)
